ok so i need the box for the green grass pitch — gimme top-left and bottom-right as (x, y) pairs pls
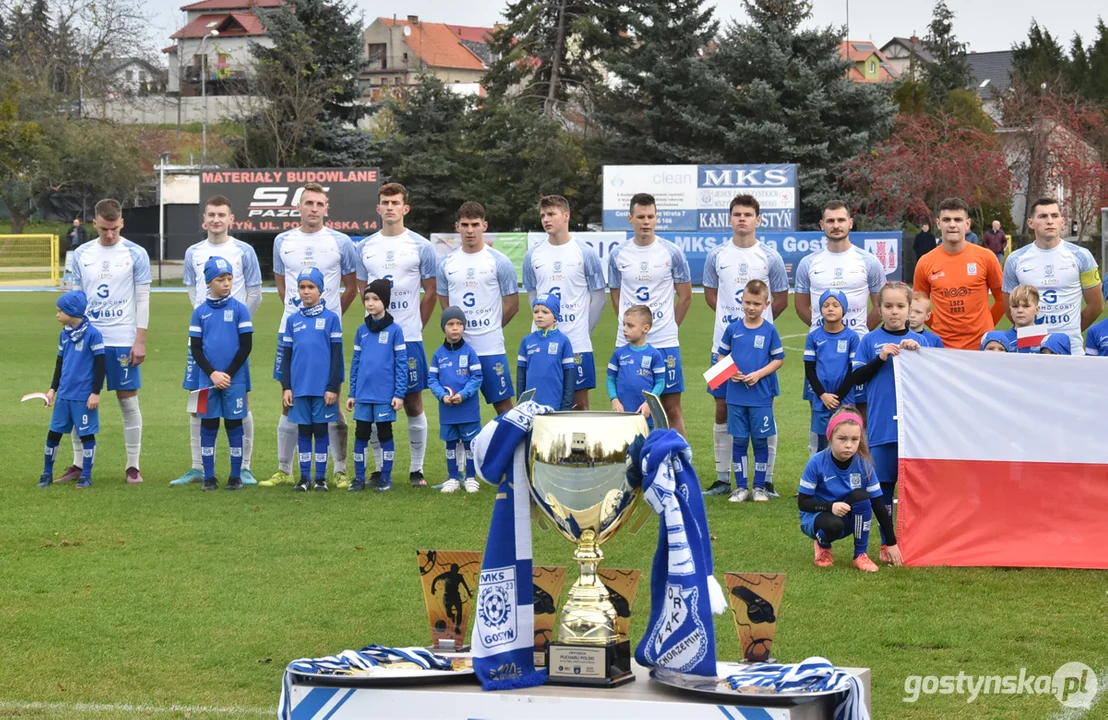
(1, 291), (1104, 719)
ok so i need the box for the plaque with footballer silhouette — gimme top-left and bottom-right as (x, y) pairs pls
(417, 550), (481, 652)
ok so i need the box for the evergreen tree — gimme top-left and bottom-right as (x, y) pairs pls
(235, 0), (375, 167)
(378, 74), (471, 234)
(708, 0), (895, 226)
(921, 0), (971, 102)
(1075, 19), (1108, 104)
(1012, 21), (1070, 93)
(594, 0), (724, 164)
(483, 0), (628, 116)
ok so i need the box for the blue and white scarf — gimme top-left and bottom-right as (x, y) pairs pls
(65, 317), (90, 344)
(724, 657), (869, 720)
(300, 300), (326, 318)
(278, 645), (452, 719)
(632, 430), (726, 677)
(468, 401), (553, 690)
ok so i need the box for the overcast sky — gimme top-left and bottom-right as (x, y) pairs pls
(151, 0), (1104, 58)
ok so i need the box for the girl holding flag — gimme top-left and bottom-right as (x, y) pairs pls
(799, 406), (903, 571)
(839, 282), (921, 564)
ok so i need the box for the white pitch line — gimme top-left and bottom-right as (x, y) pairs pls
(1048, 666), (1108, 720)
(0, 700), (271, 716)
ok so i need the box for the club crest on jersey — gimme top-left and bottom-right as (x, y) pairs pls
(304, 247), (314, 258)
(315, 318), (326, 330)
(553, 261), (562, 272)
(459, 355), (469, 368)
(75, 340), (84, 351)
(837, 339), (848, 353)
(641, 355), (652, 369)
(224, 309), (234, 322)
(386, 250), (395, 262)
(466, 268), (475, 279)
(640, 261), (649, 272)
(378, 332), (389, 344)
(548, 342), (559, 354)
(834, 267), (843, 279)
(850, 473), (862, 489)
(666, 355), (676, 368)
(967, 263), (977, 276)
(102, 260), (111, 271)
(754, 335), (765, 349)
(1045, 264), (1054, 276)
(739, 263), (748, 274)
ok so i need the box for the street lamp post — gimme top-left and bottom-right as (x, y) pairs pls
(199, 29), (219, 166)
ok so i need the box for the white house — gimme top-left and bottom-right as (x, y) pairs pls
(165, 0), (279, 95)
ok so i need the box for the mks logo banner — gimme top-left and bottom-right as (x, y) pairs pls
(602, 164), (798, 232)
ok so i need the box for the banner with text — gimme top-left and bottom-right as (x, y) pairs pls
(602, 164), (798, 232)
(199, 168), (380, 235)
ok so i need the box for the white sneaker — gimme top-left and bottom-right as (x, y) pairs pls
(441, 479), (460, 494)
(752, 488), (769, 503)
(464, 478), (480, 493)
(728, 487), (750, 503)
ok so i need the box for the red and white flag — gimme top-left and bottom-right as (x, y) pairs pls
(187, 388), (209, 415)
(895, 349), (1108, 569)
(703, 354), (737, 390)
(1016, 325), (1047, 349)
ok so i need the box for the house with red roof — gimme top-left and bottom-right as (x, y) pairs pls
(838, 40), (900, 83)
(164, 0), (281, 96)
(360, 15), (495, 100)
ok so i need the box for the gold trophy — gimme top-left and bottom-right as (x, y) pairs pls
(527, 396), (666, 687)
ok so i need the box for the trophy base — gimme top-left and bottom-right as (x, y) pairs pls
(545, 640), (635, 687)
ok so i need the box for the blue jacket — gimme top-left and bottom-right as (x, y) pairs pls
(429, 339), (483, 425)
(349, 315), (407, 404)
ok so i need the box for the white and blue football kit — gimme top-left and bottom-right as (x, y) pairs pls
(182, 238), (262, 390)
(437, 246), (518, 403)
(272, 227), (357, 379)
(719, 319), (784, 492)
(1003, 241), (1101, 356)
(70, 239), (151, 391)
(794, 244), (885, 337)
(188, 298), (253, 420)
(523, 237), (606, 391)
(357, 229), (437, 393)
(517, 328), (575, 410)
(608, 237), (691, 393)
(803, 327), (859, 437)
(606, 344), (666, 427)
(702, 241), (788, 399)
(50, 321), (106, 436)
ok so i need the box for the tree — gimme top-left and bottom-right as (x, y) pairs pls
(378, 74), (471, 234)
(594, 0), (724, 165)
(704, 0), (895, 225)
(234, 0), (375, 168)
(921, 1), (971, 103)
(839, 111), (1010, 230)
(483, 0), (628, 117)
(1011, 21), (1071, 95)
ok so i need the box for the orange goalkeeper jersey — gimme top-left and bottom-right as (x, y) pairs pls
(913, 242), (1005, 350)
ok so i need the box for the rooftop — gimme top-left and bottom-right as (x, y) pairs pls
(377, 17), (490, 71)
(170, 11), (266, 39)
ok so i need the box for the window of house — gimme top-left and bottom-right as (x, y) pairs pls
(868, 60), (876, 74)
(126, 69), (133, 82)
(139, 71), (147, 82)
(367, 43), (386, 69)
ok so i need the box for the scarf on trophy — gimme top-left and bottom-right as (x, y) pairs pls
(277, 645), (453, 719)
(724, 657), (869, 720)
(631, 429), (726, 677)
(468, 400), (554, 690)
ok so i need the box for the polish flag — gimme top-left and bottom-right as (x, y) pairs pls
(895, 349), (1108, 569)
(187, 388), (209, 415)
(1016, 325), (1047, 349)
(703, 354), (737, 390)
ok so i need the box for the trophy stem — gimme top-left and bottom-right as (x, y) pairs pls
(558, 529), (618, 646)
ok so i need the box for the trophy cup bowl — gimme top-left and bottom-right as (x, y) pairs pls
(528, 410), (650, 687)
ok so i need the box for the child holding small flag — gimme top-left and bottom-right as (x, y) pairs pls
(428, 306), (484, 494)
(908, 292), (944, 348)
(188, 257), (253, 490)
(799, 406), (902, 572)
(1003, 285), (1046, 353)
(346, 279), (405, 493)
(38, 290), (104, 488)
(803, 289), (859, 452)
(716, 280), (784, 503)
(607, 305), (666, 427)
(280, 267), (343, 492)
(517, 293), (575, 410)
(840, 282), (921, 563)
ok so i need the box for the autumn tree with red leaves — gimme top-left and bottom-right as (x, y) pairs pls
(838, 103), (1011, 230)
